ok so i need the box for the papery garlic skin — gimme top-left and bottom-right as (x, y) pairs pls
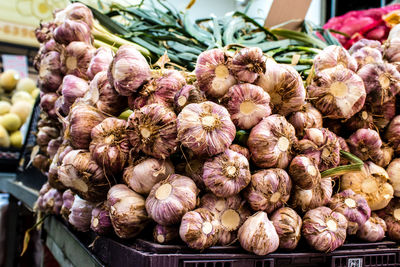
(358, 63), (400, 106)
(257, 61), (305, 116)
(58, 150), (110, 202)
(40, 93), (59, 119)
(203, 149), (251, 197)
(54, 3), (94, 28)
(308, 65), (366, 119)
(248, 115), (297, 169)
(229, 144), (250, 160)
(238, 211), (279, 256)
(61, 189), (75, 222)
(127, 104), (178, 159)
(349, 39), (383, 54)
(386, 115), (400, 154)
(287, 103), (323, 138)
(68, 196), (95, 232)
(195, 49), (236, 98)
(91, 203), (113, 236)
(222, 83), (271, 130)
(179, 208), (220, 250)
(302, 207), (348, 252)
(108, 45), (151, 96)
(123, 158), (174, 195)
(60, 75), (89, 115)
(230, 47), (266, 83)
(345, 110), (375, 133)
(200, 193), (251, 245)
(291, 178), (333, 212)
(328, 189), (371, 235)
(313, 45), (357, 72)
(173, 84), (206, 113)
(54, 20), (92, 45)
(35, 22), (56, 43)
(244, 168), (292, 213)
(271, 207), (302, 250)
(384, 38), (400, 63)
(184, 159), (206, 190)
(352, 47), (383, 70)
(90, 118), (131, 175)
(87, 47), (114, 80)
(38, 51), (63, 93)
(289, 155), (321, 190)
(133, 69), (186, 109)
(107, 184), (148, 239)
(387, 158), (400, 197)
(41, 188), (63, 215)
(153, 224), (179, 244)
(146, 174), (198, 226)
(347, 128), (383, 164)
(341, 161), (394, 211)
(61, 41), (95, 79)
(177, 101), (236, 157)
(356, 213), (386, 242)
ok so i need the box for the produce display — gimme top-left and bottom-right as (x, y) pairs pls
(0, 71), (38, 148)
(32, 1), (400, 257)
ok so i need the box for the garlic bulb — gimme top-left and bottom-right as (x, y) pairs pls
(38, 51), (63, 93)
(386, 115), (400, 154)
(289, 155), (321, 190)
(357, 63), (400, 106)
(200, 193), (251, 245)
(54, 20), (92, 45)
(67, 102), (106, 149)
(352, 47), (383, 70)
(54, 3), (93, 28)
(307, 65), (366, 119)
(184, 159), (206, 190)
(179, 208), (220, 250)
(89, 71), (127, 116)
(127, 103), (178, 159)
(58, 150), (110, 202)
(195, 48), (236, 98)
(35, 22), (56, 43)
(153, 224), (179, 244)
(247, 115), (297, 169)
(173, 84), (206, 113)
(345, 110), (375, 133)
(328, 189), (371, 235)
(387, 158), (400, 197)
(302, 207), (348, 252)
(244, 168), (292, 213)
(133, 69), (186, 109)
(347, 128), (383, 164)
(377, 198), (400, 241)
(299, 128), (340, 171)
(87, 47), (114, 80)
(313, 45), (357, 72)
(60, 75), (89, 115)
(68, 196), (95, 232)
(203, 149), (251, 197)
(230, 47), (266, 83)
(287, 103), (323, 138)
(123, 158), (174, 195)
(384, 38), (400, 62)
(61, 189), (75, 222)
(108, 44), (151, 96)
(90, 118), (130, 175)
(39, 93), (58, 118)
(107, 184), (148, 239)
(341, 161), (394, 211)
(291, 177), (333, 212)
(349, 39), (382, 54)
(222, 83), (271, 130)
(229, 144), (250, 160)
(177, 101), (235, 156)
(238, 211), (279, 256)
(146, 174), (198, 225)
(61, 41), (95, 79)
(48, 149), (67, 190)
(356, 213), (386, 242)
(376, 146), (394, 168)
(40, 188), (63, 215)
(257, 61), (305, 116)
(271, 207), (302, 250)
(91, 203), (113, 236)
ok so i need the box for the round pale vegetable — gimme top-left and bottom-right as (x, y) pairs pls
(10, 101), (32, 123)
(289, 155), (321, 190)
(230, 47), (266, 83)
(10, 131), (22, 148)
(68, 196), (95, 232)
(0, 125), (10, 148)
(87, 47), (114, 80)
(287, 103), (323, 138)
(0, 70), (19, 91)
(341, 161), (394, 211)
(356, 213), (386, 242)
(0, 113), (21, 132)
(352, 47), (383, 70)
(313, 45), (357, 72)
(271, 207), (302, 250)
(12, 91), (33, 105)
(0, 101), (11, 115)
(61, 41), (95, 79)
(16, 77), (36, 93)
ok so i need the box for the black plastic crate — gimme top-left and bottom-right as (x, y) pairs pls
(91, 236), (400, 267)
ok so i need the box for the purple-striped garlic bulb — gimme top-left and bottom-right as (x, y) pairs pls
(386, 115), (400, 154)
(177, 101), (235, 157)
(54, 3), (94, 28)
(289, 155), (321, 190)
(387, 158), (400, 197)
(38, 51), (63, 93)
(257, 61), (305, 116)
(229, 144), (250, 160)
(238, 211), (279, 255)
(146, 174), (198, 225)
(68, 196), (96, 232)
(230, 47), (266, 83)
(35, 22), (56, 43)
(308, 65), (366, 119)
(87, 47), (114, 80)
(153, 224), (179, 244)
(379, 198), (400, 241)
(271, 207), (302, 250)
(61, 189), (75, 221)
(247, 115), (297, 169)
(173, 84), (206, 113)
(200, 193), (251, 245)
(184, 159), (206, 190)
(347, 128), (383, 164)
(313, 45), (357, 72)
(203, 149), (251, 197)
(127, 103), (178, 159)
(91, 203), (113, 236)
(195, 48), (236, 98)
(287, 103), (323, 138)
(108, 45), (151, 96)
(345, 110), (375, 132)
(179, 208), (220, 250)
(244, 168), (292, 214)
(349, 39), (382, 54)
(328, 189), (371, 234)
(302, 206), (348, 252)
(60, 75), (89, 115)
(222, 83), (271, 130)
(53, 20), (92, 45)
(41, 188), (63, 215)
(291, 178), (333, 212)
(61, 41), (95, 79)
(356, 213), (386, 242)
(352, 47), (383, 70)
